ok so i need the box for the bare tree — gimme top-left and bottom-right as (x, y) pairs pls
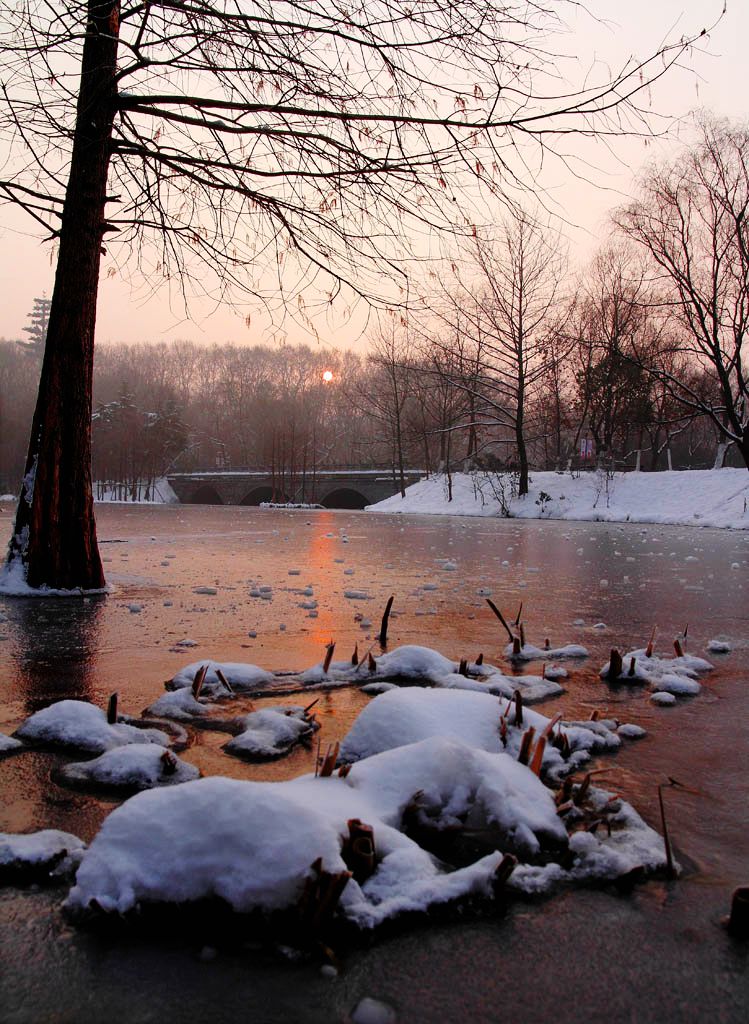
(0, 0), (709, 588)
(430, 211), (566, 495)
(616, 117), (749, 469)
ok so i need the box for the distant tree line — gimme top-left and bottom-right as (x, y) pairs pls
(2, 116), (745, 499)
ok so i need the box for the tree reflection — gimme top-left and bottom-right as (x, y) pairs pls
(3, 595), (105, 715)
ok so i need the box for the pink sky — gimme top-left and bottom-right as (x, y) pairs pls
(0, 0), (745, 352)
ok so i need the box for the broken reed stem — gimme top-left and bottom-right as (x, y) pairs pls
(542, 712), (563, 739)
(512, 636), (522, 657)
(529, 735), (546, 776)
(628, 656), (637, 677)
(608, 648), (623, 680)
(486, 599), (514, 642)
(517, 726), (536, 766)
(323, 641), (336, 674)
(192, 664), (208, 699)
(319, 741), (340, 777)
(215, 668), (234, 694)
(646, 625), (657, 658)
(492, 853), (517, 895)
(513, 689), (523, 728)
(378, 595), (394, 648)
(458, 658), (468, 676)
(351, 643), (359, 666)
(673, 637), (684, 658)
(314, 735), (322, 777)
(519, 622), (526, 648)
(106, 692), (118, 725)
(476, 652), (483, 666)
(367, 651), (377, 672)
(514, 602), (523, 627)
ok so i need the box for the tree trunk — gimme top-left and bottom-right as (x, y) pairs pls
(3, 1), (119, 591)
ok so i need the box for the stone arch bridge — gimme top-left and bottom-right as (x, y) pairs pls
(167, 469), (424, 509)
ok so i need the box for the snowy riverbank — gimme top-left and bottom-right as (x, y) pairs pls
(368, 468), (749, 530)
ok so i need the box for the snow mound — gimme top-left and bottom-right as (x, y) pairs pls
(66, 778), (346, 916)
(600, 648), (713, 697)
(339, 687), (618, 779)
(66, 731), (668, 929)
(224, 707), (319, 761)
(707, 639), (732, 653)
(145, 688), (215, 721)
(15, 700), (169, 754)
(505, 642), (589, 662)
(1, 829), (85, 882)
(651, 692), (676, 706)
(0, 732), (25, 756)
(56, 745), (200, 792)
(169, 660), (275, 695)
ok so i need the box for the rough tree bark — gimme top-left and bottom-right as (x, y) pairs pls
(5, 1), (119, 589)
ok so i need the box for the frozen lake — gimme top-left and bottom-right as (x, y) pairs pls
(1, 503), (748, 1022)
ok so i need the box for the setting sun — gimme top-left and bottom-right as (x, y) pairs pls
(322, 369), (334, 382)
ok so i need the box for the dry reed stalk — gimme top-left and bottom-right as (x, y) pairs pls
(519, 622), (526, 648)
(191, 664), (208, 699)
(628, 656), (637, 677)
(378, 595), (394, 647)
(673, 637), (684, 657)
(499, 716), (508, 747)
(476, 652), (484, 666)
(608, 648), (623, 680)
(344, 819), (376, 882)
(106, 693), (118, 725)
(512, 636), (522, 657)
(337, 764), (351, 779)
(491, 853), (517, 895)
(215, 668), (234, 694)
(314, 735), (322, 777)
(303, 697), (320, 715)
(513, 689), (523, 727)
(645, 625), (657, 658)
(544, 638), (550, 651)
(542, 712), (563, 738)
(486, 599), (514, 642)
(458, 658), (468, 676)
(323, 642), (336, 674)
(319, 741), (340, 777)
(517, 726), (536, 765)
(589, 709), (600, 721)
(514, 603), (523, 626)
(529, 735), (547, 776)
(351, 643), (359, 666)
(367, 652), (377, 672)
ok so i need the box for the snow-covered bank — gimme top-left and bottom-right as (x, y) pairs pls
(95, 477), (178, 504)
(368, 469), (749, 530)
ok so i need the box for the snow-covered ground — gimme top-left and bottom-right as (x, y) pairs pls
(368, 469), (749, 530)
(95, 477), (179, 503)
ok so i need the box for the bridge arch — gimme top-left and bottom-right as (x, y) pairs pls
(240, 485), (290, 506)
(188, 484), (224, 505)
(319, 487), (369, 510)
